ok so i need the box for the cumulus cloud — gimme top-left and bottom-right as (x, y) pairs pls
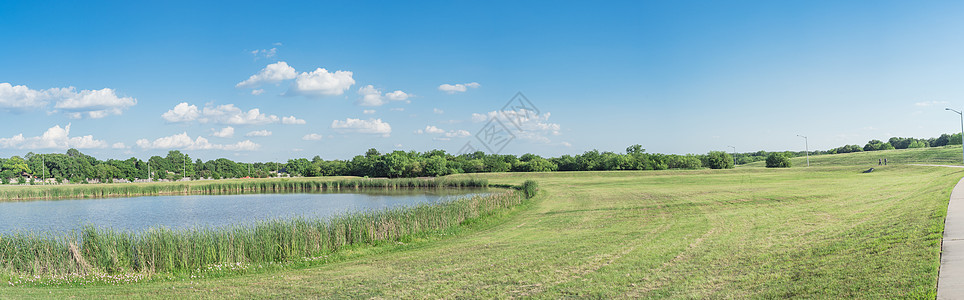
(363, 109), (375, 114)
(433, 108), (444, 114)
(136, 133), (260, 151)
(415, 125), (471, 141)
(357, 85), (384, 106)
(246, 130), (272, 137)
(472, 109), (561, 143)
(112, 142), (127, 149)
(288, 68), (355, 96)
(211, 126), (235, 138)
(356, 85), (412, 106)
(302, 133), (323, 141)
(251, 89), (265, 95)
(161, 102), (303, 126)
(282, 116), (306, 125)
(0, 83), (49, 110)
(161, 102), (201, 122)
(0, 83), (136, 118)
(414, 125), (469, 141)
(385, 90), (411, 101)
(438, 82), (480, 94)
(236, 61), (298, 88)
(0, 123), (109, 149)
(203, 104), (279, 125)
(330, 118), (392, 137)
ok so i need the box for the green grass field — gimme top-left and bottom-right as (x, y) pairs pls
(2, 148), (963, 298)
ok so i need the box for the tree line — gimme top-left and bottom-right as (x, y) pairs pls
(0, 132), (960, 183)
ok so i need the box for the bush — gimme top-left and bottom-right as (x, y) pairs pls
(705, 151), (734, 169)
(765, 152), (792, 168)
(664, 155), (703, 170)
(521, 180), (539, 199)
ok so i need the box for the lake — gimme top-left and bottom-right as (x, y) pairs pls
(0, 189), (489, 235)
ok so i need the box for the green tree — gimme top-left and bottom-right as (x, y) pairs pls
(765, 152), (792, 168)
(705, 151), (734, 169)
(1, 156), (31, 175)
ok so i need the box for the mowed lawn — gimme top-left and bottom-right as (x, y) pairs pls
(3, 164), (961, 298)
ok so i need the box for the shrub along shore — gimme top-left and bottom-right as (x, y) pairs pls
(0, 177), (490, 202)
(0, 180), (537, 278)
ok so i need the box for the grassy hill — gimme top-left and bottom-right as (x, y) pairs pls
(3, 147), (963, 297)
(742, 145), (964, 167)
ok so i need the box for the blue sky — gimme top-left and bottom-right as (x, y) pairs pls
(2, 1), (964, 162)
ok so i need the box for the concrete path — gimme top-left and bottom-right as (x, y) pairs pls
(939, 175), (964, 299)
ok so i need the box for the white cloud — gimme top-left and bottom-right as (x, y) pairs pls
(0, 123), (109, 149)
(916, 100), (950, 107)
(471, 109), (561, 143)
(363, 109), (375, 114)
(356, 85), (412, 106)
(330, 118), (392, 137)
(357, 85), (385, 106)
(161, 102), (201, 122)
(390, 108), (405, 112)
(438, 82), (480, 94)
(415, 125), (469, 141)
(251, 89), (265, 95)
(471, 113), (488, 122)
(203, 104), (279, 125)
(163, 102), (299, 125)
(302, 133), (323, 141)
(236, 61), (298, 88)
(0, 83), (136, 118)
(246, 130), (272, 137)
(223, 140), (261, 151)
(0, 83), (49, 109)
(211, 126), (235, 138)
(136, 132), (260, 151)
(282, 116), (306, 125)
(289, 68), (355, 96)
(424, 125), (446, 134)
(561, 142), (572, 147)
(46, 87), (136, 118)
(251, 48), (277, 59)
(112, 142), (127, 149)
(386, 90), (411, 101)
(433, 108), (444, 114)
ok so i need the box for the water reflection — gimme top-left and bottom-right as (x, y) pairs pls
(0, 189), (489, 235)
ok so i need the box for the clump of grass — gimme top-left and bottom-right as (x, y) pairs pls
(521, 180), (539, 199)
(0, 181), (535, 277)
(0, 177), (489, 202)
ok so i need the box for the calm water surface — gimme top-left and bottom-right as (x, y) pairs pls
(0, 189), (489, 235)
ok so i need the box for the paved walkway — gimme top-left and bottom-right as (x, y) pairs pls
(939, 169), (964, 299)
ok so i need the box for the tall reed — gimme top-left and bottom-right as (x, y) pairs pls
(0, 177), (489, 202)
(0, 185), (533, 276)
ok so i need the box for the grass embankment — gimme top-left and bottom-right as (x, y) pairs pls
(2, 147), (961, 297)
(743, 145), (964, 167)
(0, 180), (536, 280)
(0, 177), (489, 202)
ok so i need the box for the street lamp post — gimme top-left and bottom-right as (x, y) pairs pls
(797, 135), (810, 167)
(947, 108), (964, 165)
(727, 145), (736, 164)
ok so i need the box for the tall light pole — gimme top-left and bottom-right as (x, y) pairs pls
(727, 145), (736, 165)
(797, 135), (810, 167)
(947, 108), (964, 165)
